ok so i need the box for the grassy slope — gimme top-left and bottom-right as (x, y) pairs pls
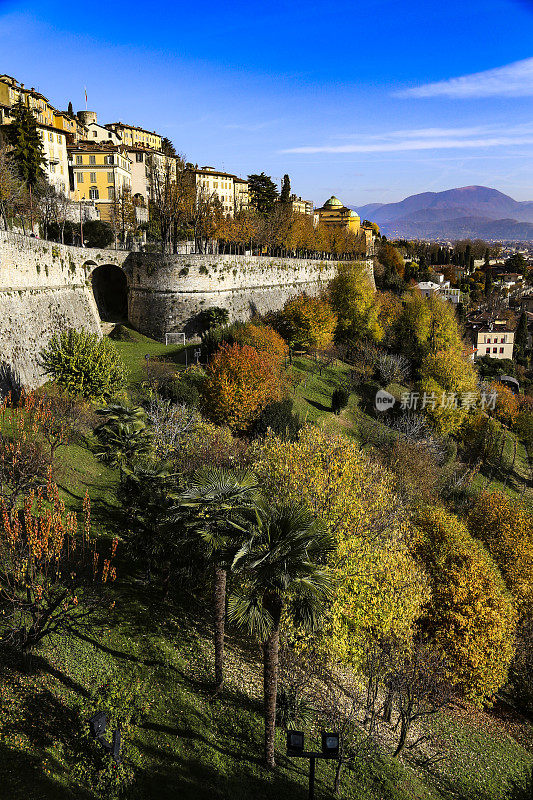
(0, 337), (532, 800)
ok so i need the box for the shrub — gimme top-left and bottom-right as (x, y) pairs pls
(247, 398), (301, 441)
(82, 220), (114, 249)
(331, 386), (349, 414)
(70, 672), (147, 799)
(202, 343), (285, 432)
(275, 293), (337, 350)
(41, 329), (126, 402)
(196, 306), (229, 333)
(160, 376), (200, 407)
(329, 263), (383, 343)
(489, 381), (520, 426)
(200, 322), (244, 362)
(414, 506), (517, 705)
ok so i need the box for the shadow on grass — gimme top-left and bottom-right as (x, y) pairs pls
(0, 742), (87, 800)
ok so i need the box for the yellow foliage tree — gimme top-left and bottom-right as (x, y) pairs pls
(468, 490), (533, 617)
(251, 426), (427, 665)
(329, 263), (383, 343)
(233, 322), (288, 368)
(419, 349), (478, 435)
(277, 293), (337, 350)
(414, 506), (517, 705)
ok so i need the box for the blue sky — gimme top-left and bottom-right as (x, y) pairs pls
(1, 0), (533, 205)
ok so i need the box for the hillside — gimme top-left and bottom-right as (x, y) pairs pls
(355, 186), (533, 239)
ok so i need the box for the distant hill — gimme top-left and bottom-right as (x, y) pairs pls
(354, 186), (533, 240)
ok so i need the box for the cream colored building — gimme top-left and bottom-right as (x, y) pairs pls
(38, 124), (69, 195)
(77, 111), (122, 145)
(105, 122), (162, 152)
(68, 142), (132, 222)
(127, 146), (176, 211)
(288, 195), (313, 216)
(475, 323), (515, 360)
(234, 177), (250, 212)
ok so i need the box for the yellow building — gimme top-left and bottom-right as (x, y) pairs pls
(105, 122), (162, 152)
(0, 75), (73, 193)
(288, 194), (313, 216)
(68, 142), (131, 221)
(316, 196), (361, 233)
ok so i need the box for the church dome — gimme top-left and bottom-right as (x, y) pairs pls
(323, 196), (343, 208)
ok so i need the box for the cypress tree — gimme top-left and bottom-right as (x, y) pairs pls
(280, 173), (291, 203)
(484, 269), (493, 297)
(515, 311), (529, 362)
(67, 101), (74, 116)
(7, 99), (46, 230)
(7, 99), (46, 188)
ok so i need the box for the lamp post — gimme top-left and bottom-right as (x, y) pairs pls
(286, 730), (340, 800)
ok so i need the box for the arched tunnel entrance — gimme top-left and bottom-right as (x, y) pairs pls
(91, 264), (128, 322)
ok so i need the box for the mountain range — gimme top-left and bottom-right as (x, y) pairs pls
(354, 186), (533, 240)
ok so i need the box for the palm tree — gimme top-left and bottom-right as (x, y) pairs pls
(180, 467), (260, 692)
(228, 503), (335, 767)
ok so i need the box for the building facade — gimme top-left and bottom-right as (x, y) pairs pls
(316, 196), (362, 234)
(234, 177), (250, 213)
(475, 324), (515, 360)
(288, 195), (313, 216)
(105, 122), (162, 152)
(68, 142), (132, 221)
(187, 166), (240, 216)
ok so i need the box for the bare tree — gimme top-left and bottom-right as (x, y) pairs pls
(38, 181), (59, 240)
(148, 153), (188, 253)
(109, 186), (136, 248)
(377, 353), (411, 384)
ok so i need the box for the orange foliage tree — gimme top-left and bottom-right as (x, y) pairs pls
(233, 322), (288, 368)
(202, 343), (285, 431)
(468, 490), (533, 616)
(276, 293), (337, 350)
(489, 381), (520, 426)
(0, 481), (117, 663)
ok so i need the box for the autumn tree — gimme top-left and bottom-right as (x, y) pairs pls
(202, 343), (285, 432)
(275, 293), (337, 350)
(232, 322), (288, 368)
(414, 506), (516, 705)
(468, 491), (533, 616)
(0, 482), (117, 669)
(329, 263), (383, 342)
(251, 426), (427, 667)
(378, 242), (405, 279)
(418, 348), (478, 435)
(489, 381), (520, 426)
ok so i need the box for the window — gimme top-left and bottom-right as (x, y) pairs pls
(486, 337), (491, 343)
(93, 131), (98, 138)
(90, 172), (96, 183)
(57, 134), (61, 143)
(107, 186), (115, 199)
(107, 172), (113, 183)
(104, 155), (114, 165)
(49, 132), (53, 141)
(136, 152), (144, 162)
(76, 155), (83, 165)
(501, 337), (505, 343)
(77, 173), (84, 183)
(50, 164), (55, 173)
(486, 347), (490, 353)
(89, 187), (99, 200)
(500, 347), (504, 353)
(89, 155), (96, 165)
(493, 347), (497, 353)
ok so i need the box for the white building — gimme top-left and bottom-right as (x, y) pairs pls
(39, 124), (69, 195)
(475, 323), (515, 360)
(417, 278), (461, 306)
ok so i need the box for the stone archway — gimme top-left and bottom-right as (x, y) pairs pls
(91, 264), (128, 322)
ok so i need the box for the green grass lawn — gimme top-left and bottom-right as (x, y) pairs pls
(109, 326), (189, 386)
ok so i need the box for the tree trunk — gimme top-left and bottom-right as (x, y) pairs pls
(393, 714), (409, 758)
(263, 598), (282, 768)
(383, 684), (394, 723)
(213, 565), (227, 692)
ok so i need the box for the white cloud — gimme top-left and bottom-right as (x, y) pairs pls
(281, 123), (533, 154)
(395, 57), (533, 99)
